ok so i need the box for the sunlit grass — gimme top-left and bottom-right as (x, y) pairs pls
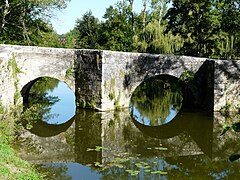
(0, 109), (42, 180)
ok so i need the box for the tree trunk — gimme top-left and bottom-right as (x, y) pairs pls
(128, 0), (135, 48)
(0, 0), (10, 33)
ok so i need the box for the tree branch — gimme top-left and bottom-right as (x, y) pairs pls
(0, 0), (10, 33)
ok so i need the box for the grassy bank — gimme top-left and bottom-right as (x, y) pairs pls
(0, 107), (42, 180)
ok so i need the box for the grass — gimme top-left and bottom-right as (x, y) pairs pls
(0, 108), (42, 180)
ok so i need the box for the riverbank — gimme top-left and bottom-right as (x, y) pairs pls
(0, 107), (42, 179)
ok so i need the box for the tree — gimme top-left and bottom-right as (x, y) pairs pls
(0, 0), (10, 34)
(165, 0), (221, 57)
(150, 0), (168, 23)
(127, 0), (135, 47)
(75, 11), (100, 49)
(214, 0), (240, 59)
(99, 1), (133, 51)
(134, 0), (183, 54)
(0, 0), (70, 46)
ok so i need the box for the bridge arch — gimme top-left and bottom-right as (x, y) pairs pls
(128, 73), (180, 101)
(98, 52), (208, 111)
(20, 76), (75, 105)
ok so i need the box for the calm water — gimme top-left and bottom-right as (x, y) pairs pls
(17, 77), (240, 179)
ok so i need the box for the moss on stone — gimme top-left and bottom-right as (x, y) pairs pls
(109, 78), (116, 100)
(179, 70), (194, 82)
(114, 92), (121, 110)
(104, 80), (107, 94)
(65, 65), (75, 79)
(8, 55), (21, 105)
(119, 69), (125, 78)
(220, 103), (232, 117)
(87, 95), (98, 109)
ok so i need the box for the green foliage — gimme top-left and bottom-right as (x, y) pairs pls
(220, 103), (232, 117)
(27, 77), (58, 101)
(22, 77), (60, 127)
(0, 0), (69, 46)
(86, 95), (98, 109)
(8, 55), (21, 104)
(75, 11), (100, 49)
(0, 102), (4, 114)
(179, 70), (195, 82)
(165, 0), (240, 59)
(0, 107), (42, 179)
(65, 66), (75, 80)
(134, 19), (184, 54)
(100, 1), (133, 51)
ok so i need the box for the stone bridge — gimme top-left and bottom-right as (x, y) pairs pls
(0, 44), (239, 111)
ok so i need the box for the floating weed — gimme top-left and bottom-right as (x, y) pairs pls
(86, 146), (109, 152)
(108, 157), (130, 169)
(115, 164), (124, 168)
(135, 163), (143, 168)
(126, 170), (140, 176)
(140, 161), (148, 165)
(113, 152), (128, 157)
(95, 146), (102, 151)
(143, 165), (151, 169)
(125, 169), (133, 173)
(144, 169), (151, 172)
(86, 164), (92, 167)
(151, 171), (168, 175)
(154, 147), (168, 151)
(160, 171), (168, 175)
(112, 157), (130, 163)
(147, 147), (152, 150)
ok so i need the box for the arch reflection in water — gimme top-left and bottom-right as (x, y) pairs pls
(130, 75), (183, 126)
(22, 77), (76, 128)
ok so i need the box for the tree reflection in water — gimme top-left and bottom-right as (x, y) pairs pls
(130, 75), (183, 126)
(21, 77), (60, 128)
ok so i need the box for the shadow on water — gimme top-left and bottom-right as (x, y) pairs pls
(132, 110), (213, 158)
(21, 116), (75, 137)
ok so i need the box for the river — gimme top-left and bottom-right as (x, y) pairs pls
(16, 77), (240, 179)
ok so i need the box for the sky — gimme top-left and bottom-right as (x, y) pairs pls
(51, 0), (143, 35)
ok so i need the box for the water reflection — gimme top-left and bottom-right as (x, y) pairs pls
(130, 75), (183, 126)
(17, 76), (240, 179)
(17, 109), (240, 179)
(23, 77), (76, 125)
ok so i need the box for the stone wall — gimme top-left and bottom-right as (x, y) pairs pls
(100, 51), (208, 111)
(74, 49), (103, 110)
(0, 47), (15, 106)
(214, 60), (240, 112)
(0, 44), (75, 108)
